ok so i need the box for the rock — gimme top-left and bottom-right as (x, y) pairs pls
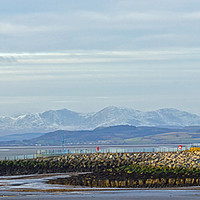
(168, 178), (176, 185)
(185, 178), (192, 185)
(138, 179), (144, 186)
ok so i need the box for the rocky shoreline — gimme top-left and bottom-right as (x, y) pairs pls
(48, 167), (200, 188)
(1, 151), (200, 188)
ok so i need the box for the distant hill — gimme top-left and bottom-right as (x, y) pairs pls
(1, 106), (200, 135)
(1, 125), (200, 146)
(0, 132), (44, 142)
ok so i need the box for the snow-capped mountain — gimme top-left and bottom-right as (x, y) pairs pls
(1, 106), (200, 135)
(85, 106), (143, 127)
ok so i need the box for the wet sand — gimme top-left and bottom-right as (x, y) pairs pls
(1, 173), (200, 199)
(1, 190), (200, 200)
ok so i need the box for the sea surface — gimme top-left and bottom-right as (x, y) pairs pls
(0, 146), (62, 160)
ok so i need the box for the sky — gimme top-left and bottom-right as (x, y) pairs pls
(0, 0), (200, 116)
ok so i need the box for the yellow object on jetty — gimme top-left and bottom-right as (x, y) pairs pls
(189, 147), (200, 151)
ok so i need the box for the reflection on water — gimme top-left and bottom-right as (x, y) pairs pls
(0, 174), (200, 200)
(0, 173), (73, 191)
(1, 173), (200, 199)
(0, 149), (9, 151)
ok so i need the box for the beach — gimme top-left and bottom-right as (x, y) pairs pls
(1, 189), (200, 200)
(1, 173), (200, 199)
(1, 149), (200, 199)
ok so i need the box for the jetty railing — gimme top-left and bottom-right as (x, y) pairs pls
(3, 154), (36, 161)
(1, 146), (191, 161)
(35, 146), (190, 157)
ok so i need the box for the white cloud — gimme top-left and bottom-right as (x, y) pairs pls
(0, 7), (199, 52)
(1, 8), (199, 34)
(0, 48), (200, 65)
(0, 21), (63, 35)
(0, 0), (199, 115)
(183, 12), (200, 20)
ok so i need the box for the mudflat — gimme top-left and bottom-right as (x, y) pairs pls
(1, 190), (200, 200)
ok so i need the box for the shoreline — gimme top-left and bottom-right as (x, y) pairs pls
(2, 189), (200, 200)
(5, 187), (200, 193)
(2, 151), (200, 176)
(1, 172), (200, 194)
(2, 151), (200, 190)
(47, 167), (200, 188)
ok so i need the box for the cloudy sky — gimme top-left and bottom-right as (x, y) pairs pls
(0, 0), (200, 115)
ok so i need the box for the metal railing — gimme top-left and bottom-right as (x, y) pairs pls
(1, 146), (191, 161)
(3, 154), (37, 161)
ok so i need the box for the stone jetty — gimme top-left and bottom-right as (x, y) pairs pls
(1, 151), (200, 176)
(46, 151), (200, 188)
(47, 151), (200, 170)
(1, 151), (200, 188)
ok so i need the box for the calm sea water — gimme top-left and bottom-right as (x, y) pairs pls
(0, 146), (63, 160)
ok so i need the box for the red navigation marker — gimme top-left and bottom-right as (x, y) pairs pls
(97, 146), (99, 152)
(179, 145), (182, 150)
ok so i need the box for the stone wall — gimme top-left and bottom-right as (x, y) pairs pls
(51, 151), (200, 169)
(46, 151), (200, 188)
(1, 151), (200, 176)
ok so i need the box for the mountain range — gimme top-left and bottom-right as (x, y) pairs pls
(1, 106), (200, 136)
